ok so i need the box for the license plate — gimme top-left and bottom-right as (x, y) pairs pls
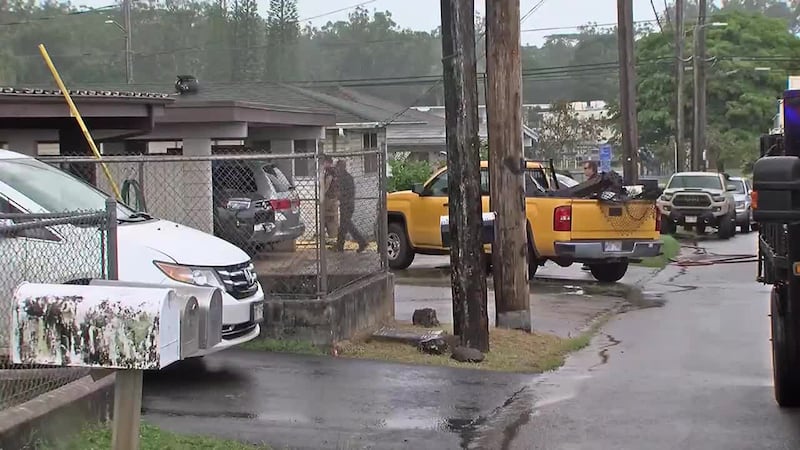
(252, 302), (264, 323)
(604, 241), (623, 252)
(685, 216), (697, 224)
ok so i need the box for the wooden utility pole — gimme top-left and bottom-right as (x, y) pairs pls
(440, 0), (490, 352)
(692, 0), (707, 171)
(485, 0), (530, 331)
(674, 0), (685, 172)
(616, 0), (639, 184)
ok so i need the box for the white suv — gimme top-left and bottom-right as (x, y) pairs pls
(656, 172), (738, 239)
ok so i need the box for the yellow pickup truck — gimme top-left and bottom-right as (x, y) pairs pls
(386, 161), (662, 282)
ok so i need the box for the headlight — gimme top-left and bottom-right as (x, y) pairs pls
(154, 261), (224, 288)
(712, 195), (725, 202)
(735, 201), (746, 209)
(660, 193), (673, 201)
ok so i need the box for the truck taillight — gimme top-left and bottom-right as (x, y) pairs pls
(655, 205), (661, 231)
(553, 206), (572, 232)
(751, 191), (758, 209)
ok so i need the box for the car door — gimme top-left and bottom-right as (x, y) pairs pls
(410, 170), (450, 248)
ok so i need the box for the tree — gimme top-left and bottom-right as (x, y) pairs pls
(634, 10), (800, 171)
(265, 0), (299, 81)
(532, 101), (606, 160)
(230, 0), (263, 81)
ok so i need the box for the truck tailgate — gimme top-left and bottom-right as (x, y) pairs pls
(569, 199), (658, 240)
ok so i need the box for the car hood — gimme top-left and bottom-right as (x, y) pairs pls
(663, 188), (724, 196)
(118, 219), (250, 267)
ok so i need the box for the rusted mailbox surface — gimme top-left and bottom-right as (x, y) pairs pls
(90, 280), (222, 351)
(10, 282), (182, 370)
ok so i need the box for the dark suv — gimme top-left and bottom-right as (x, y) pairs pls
(212, 161), (305, 252)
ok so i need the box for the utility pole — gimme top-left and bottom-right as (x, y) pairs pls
(674, 0), (685, 173)
(440, 0), (490, 352)
(122, 0), (133, 84)
(485, 0), (530, 330)
(616, 0), (639, 184)
(692, 0), (707, 171)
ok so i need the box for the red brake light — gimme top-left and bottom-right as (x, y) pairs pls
(655, 205), (661, 231)
(270, 199), (292, 210)
(553, 205), (572, 232)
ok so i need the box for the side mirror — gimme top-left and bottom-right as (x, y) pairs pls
(412, 183), (425, 195)
(727, 184), (738, 192)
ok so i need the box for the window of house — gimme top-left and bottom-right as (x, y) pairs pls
(362, 133), (379, 173)
(294, 140), (316, 177)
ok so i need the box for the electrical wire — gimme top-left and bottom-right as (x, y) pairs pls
(0, 4), (117, 27)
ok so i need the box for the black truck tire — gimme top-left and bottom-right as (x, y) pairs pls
(388, 221), (415, 270)
(718, 212), (736, 240)
(660, 215), (675, 235)
(589, 260), (629, 283)
(771, 284), (800, 407)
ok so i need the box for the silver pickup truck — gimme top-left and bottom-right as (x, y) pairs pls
(656, 171), (738, 238)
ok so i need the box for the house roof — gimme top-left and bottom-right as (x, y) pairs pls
(12, 80), (443, 127)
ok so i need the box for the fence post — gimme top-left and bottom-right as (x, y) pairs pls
(378, 142), (388, 270)
(315, 140), (328, 297)
(107, 198), (143, 450)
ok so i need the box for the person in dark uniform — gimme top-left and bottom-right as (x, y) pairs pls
(335, 159), (368, 252)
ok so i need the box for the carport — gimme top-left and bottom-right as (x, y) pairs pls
(0, 86), (336, 235)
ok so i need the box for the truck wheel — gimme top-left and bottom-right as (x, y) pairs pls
(739, 221), (751, 234)
(388, 222), (415, 270)
(589, 260), (629, 283)
(660, 215), (675, 235)
(771, 285), (800, 407)
(717, 213), (736, 240)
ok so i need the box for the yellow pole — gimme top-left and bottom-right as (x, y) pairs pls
(37, 44), (122, 200)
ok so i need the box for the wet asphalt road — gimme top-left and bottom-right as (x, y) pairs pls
(142, 351), (533, 449)
(507, 233), (800, 450)
(142, 232), (800, 449)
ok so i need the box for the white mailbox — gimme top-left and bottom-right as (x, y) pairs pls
(90, 280), (222, 352)
(9, 282), (182, 370)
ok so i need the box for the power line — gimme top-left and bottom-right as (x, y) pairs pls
(0, 4), (116, 27)
(296, 0), (378, 23)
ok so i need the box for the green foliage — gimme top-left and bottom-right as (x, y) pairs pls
(634, 10), (800, 171)
(387, 157), (433, 192)
(532, 101), (606, 160)
(265, 0), (299, 81)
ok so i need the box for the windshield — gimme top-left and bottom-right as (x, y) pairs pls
(0, 157), (136, 219)
(667, 175), (723, 190)
(731, 179), (746, 194)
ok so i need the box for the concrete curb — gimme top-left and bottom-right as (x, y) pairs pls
(0, 373), (115, 450)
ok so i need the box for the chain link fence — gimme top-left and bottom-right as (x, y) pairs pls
(0, 207), (114, 411)
(41, 147), (387, 298)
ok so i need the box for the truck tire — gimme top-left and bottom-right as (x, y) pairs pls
(388, 221), (415, 270)
(771, 284), (800, 407)
(589, 260), (629, 283)
(660, 215), (675, 235)
(718, 212), (736, 240)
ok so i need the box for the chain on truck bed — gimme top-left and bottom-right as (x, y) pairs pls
(599, 200), (656, 237)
